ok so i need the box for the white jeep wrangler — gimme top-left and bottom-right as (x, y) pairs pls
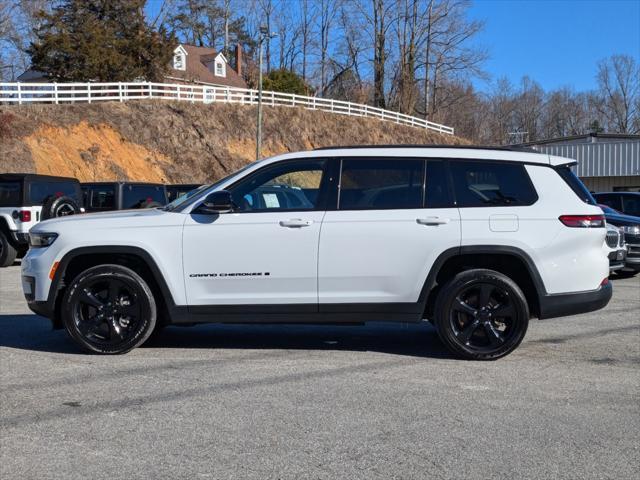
(0, 173), (82, 267)
(22, 146), (611, 359)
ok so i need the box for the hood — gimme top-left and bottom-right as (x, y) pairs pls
(31, 208), (181, 233)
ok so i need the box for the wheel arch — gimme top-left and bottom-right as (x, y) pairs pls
(420, 246), (547, 319)
(48, 246), (176, 329)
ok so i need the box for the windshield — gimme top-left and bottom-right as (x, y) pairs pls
(163, 184), (210, 211)
(556, 166), (597, 205)
(164, 161), (262, 212)
(599, 204), (621, 215)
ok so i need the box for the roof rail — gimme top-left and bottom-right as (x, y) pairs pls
(313, 144), (539, 153)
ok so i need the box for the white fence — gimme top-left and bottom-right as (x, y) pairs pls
(0, 81), (454, 135)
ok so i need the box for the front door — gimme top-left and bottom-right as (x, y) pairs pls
(183, 159), (329, 307)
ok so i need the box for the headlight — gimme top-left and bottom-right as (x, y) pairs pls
(621, 226), (640, 235)
(29, 232), (58, 248)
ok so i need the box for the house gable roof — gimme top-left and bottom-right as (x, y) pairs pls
(168, 44), (246, 89)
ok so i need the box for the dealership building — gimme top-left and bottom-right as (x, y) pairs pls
(522, 133), (640, 192)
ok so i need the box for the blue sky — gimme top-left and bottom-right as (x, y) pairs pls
(469, 0), (640, 92)
(145, 0), (640, 93)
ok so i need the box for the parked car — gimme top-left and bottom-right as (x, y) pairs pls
(166, 184), (203, 203)
(594, 192), (640, 217)
(599, 204), (640, 277)
(604, 223), (626, 273)
(81, 182), (168, 212)
(23, 146), (612, 359)
(0, 173), (82, 267)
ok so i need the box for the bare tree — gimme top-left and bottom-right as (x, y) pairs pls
(595, 54), (640, 134)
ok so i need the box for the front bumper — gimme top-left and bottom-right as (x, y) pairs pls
(538, 282), (612, 320)
(623, 243), (640, 272)
(608, 249), (626, 271)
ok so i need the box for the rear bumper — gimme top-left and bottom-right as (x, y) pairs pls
(538, 282), (612, 320)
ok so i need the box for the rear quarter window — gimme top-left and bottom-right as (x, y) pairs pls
(450, 161), (538, 207)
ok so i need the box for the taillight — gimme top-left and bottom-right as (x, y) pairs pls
(19, 210), (31, 222)
(558, 214), (604, 228)
(601, 277), (609, 286)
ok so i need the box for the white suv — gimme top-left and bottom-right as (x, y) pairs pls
(21, 146), (611, 359)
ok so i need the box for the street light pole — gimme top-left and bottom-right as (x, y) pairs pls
(256, 36), (264, 161)
(256, 26), (277, 161)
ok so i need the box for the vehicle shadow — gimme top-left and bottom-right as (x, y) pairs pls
(0, 313), (454, 359)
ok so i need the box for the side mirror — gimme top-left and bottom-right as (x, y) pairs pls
(193, 190), (234, 215)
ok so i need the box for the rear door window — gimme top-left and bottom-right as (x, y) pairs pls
(0, 181), (22, 206)
(338, 158), (424, 210)
(450, 161), (538, 207)
(122, 185), (167, 209)
(89, 185), (116, 210)
(28, 181), (80, 205)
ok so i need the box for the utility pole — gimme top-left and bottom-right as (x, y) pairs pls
(256, 26), (278, 161)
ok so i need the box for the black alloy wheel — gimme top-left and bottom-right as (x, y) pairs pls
(62, 265), (156, 354)
(434, 269), (529, 360)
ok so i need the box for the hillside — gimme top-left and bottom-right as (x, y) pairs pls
(0, 101), (467, 183)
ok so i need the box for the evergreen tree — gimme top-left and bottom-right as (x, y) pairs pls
(263, 69), (311, 95)
(28, 0), (175, 82)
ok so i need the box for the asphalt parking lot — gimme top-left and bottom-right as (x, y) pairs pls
(1, 263), (638, 480)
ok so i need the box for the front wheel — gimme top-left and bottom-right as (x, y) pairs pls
(0, 231), (18, 267)
(433, 269), (530, 360)
(61, 264), (157, 354)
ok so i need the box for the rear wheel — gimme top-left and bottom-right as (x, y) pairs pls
(434, 269), (529, 360)
(0, 231), (18, 267)
(61, 264), (157, 354)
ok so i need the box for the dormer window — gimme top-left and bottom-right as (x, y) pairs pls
(173, 46), (187, 71)
(215, 59), (226, 77)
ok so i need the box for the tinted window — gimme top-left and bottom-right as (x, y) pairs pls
(450, 161), (537, 207)
(0, 181), (22, 206)
(621, 194), (640, 216)
(29, 181), (79, 205)
(89, 186), (116, 210)
(426, 160), (452, 208)
(122, 185), (167, 209)
(339, 159), (423, 210)
(230, 160), (326, 212)
(556, 167), (597, 205)
(593, 193), (620, 210)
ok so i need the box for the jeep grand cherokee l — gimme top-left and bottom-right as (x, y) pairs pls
(22, 146), (612, 359)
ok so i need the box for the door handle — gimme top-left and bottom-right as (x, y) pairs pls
(417, 217), (450, 226)
(279, 219), (313, 228)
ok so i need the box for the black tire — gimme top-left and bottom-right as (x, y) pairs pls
(433, 269), (529, 360)
(0, 231), (18, 267)
(613, 269), (638, 278)
(61, 264), (157, 354)
(42, 195), (81, 220)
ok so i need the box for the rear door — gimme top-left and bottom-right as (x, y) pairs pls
(318, 158), (460, 308)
